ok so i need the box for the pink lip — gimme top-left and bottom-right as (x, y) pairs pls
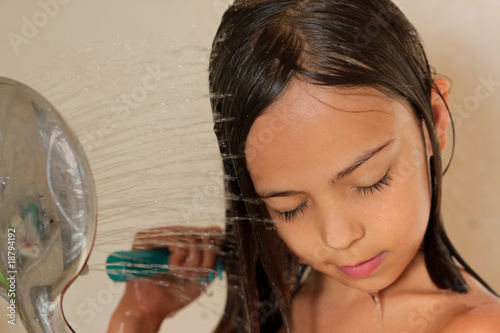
(338, 252), (386, 278)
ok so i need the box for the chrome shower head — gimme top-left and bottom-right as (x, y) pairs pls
(0, 77), (97, 332)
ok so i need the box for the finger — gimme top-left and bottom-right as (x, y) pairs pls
(132, 226), (185, 250)
(200, 235), (218, 271)
(132, 228), (168, 250)
(167, 245), (189, 269)
(183, 234), (203, 278)
(132, 230), (153, 250)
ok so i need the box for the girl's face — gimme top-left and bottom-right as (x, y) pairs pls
(245, 81), (433, 294)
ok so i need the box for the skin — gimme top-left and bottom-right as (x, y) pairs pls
(245, 80), (500, 332)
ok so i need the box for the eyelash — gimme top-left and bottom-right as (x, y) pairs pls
(274, 201), (309, 222)
(353, 170), (392, 196)
(273, 170), (392, 222)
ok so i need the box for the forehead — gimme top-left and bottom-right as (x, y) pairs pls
(245, 81), (416, 178)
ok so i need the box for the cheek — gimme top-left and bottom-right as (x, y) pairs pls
(375, 155), (431, 248)
(275, 224), (319, 264)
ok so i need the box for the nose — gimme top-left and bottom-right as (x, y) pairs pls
(319, 207), (365, 250)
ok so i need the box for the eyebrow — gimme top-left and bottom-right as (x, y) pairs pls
(257, 138), (395, 199)
(329, 138), (395, 185)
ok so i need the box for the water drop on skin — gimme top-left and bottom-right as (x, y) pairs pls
(370, 292), (383, 331)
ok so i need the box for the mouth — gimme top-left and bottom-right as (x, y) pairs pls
(338, 252), (386, 278)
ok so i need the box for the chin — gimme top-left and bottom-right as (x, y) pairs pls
(348, 279), (390, 295)
(342, 270), (401, 295)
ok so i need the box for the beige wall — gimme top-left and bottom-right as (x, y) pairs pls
(0, 0), (499, 332)
(401, 0), (500, 292)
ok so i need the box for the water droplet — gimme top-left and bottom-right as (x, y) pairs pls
(0, 176), (9, 198)
(370, 292), (383, 331)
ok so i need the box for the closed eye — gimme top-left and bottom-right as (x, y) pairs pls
(271, 170), (392, 220)
(274, 201), (309, 222)
(353, 170), (392, 196)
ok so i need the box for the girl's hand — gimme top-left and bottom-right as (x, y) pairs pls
(107, 226), (222, 333)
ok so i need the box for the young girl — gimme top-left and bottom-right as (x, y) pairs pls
(108, 0), (500, 332)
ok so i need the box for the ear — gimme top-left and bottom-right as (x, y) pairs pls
(430, 78), (450, 153)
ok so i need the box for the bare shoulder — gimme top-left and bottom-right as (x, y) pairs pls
(438, 266), (500, 332)
(441, 300), (500, 332)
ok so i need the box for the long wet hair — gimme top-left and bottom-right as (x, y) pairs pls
(208, 0), (497, 332)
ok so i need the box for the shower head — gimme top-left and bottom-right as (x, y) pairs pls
(0, 77), (97, 332)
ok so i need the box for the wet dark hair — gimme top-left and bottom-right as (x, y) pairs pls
(209, 0), (497, 332)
